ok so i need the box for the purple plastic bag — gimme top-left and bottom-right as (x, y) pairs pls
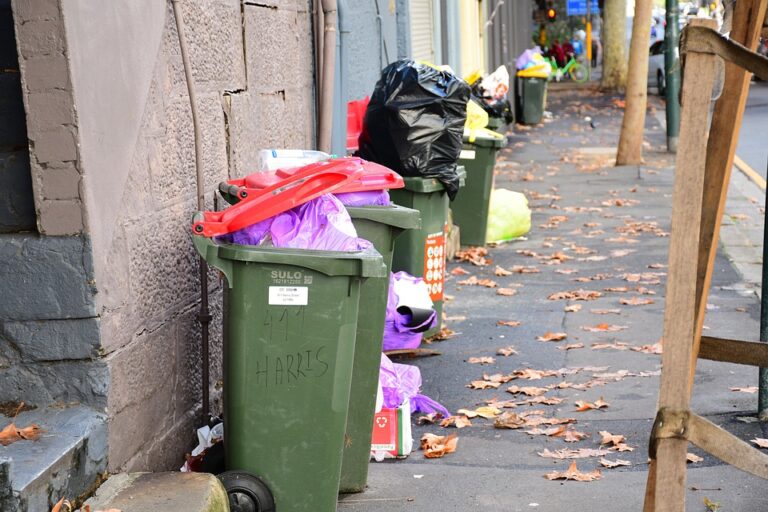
(220, 194), (372, 252)
(382, 272), (436, 351)
(380, 354), (449, 417)
(516, 48), (539, 70)
(335, 190), (391, 207)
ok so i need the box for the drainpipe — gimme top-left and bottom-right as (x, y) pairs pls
(317, 0), (337, 153)
(330, 0), (348, 156)
(171, 0), (212, 420)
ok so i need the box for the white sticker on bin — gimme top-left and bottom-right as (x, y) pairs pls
(459, 149), (476, 160)
(268, 286), (308, 306)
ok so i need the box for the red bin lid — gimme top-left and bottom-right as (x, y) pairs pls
(227, 157), (403, 195)
(192, 159), (365, 238)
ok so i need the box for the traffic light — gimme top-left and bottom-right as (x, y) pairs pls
(547, 6), (557, 20)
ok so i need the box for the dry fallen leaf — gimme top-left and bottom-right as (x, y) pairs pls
(510, 265), (541, 274)
(497, 320), (521, 327)
(564, 304), (582, 312)
(497, 345), (518, 356)
(575, 397), (610, 412)
(612, 443), (635, 452)
(539, 448), (610, 459)
(752, 438), (768, 449)
(591, 342), (629, 350)
(451, 267), (471, 276)
(468, 356), (495, 365)
(558, 343), (585, 351)
(545, 461), (602, 482)
(513, 368), (559, 380)
(468, 380), (501, 390)
(599, 431), (625, 447)
(591, 308), (622, 315)
(548, 290), (602, 301)
(425, 327), (456, 342)
(494, 411), (527, 429)
(494, 266), (513, 276)
(455, 247), (489, 266)
(537, 331), (568, 342)
(631, 343), (663, 354)
(440, 415), (472, 429)
(421, 433), (458, 458)
(497, 288), (518, 296)
(581, 323), (628, 332)
(457, 406), (501, 419)
(730, 386), (758, 393)
(0, 403), (42, 447)
(620, 296), (655, 306)
(600, 458), (631, 468)
(686, 453), (704, 463)
(507, 385), (549, 396)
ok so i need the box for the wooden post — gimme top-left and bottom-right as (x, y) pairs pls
(644, 19), (718, 512)
(691, 0), (768, 389)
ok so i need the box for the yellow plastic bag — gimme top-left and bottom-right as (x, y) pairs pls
(485, 189), (531, 243)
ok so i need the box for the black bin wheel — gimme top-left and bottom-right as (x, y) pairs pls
(218, 471), (275, 512)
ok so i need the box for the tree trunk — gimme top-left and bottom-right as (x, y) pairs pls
(601, 0), (628, 90)
(616, 0), (654, 164)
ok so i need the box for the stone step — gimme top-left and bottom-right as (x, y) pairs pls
(83, 472), (229, 512)
(0, 405), (107, 511)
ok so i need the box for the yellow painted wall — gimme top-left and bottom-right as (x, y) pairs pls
(459, 0), (485, 77)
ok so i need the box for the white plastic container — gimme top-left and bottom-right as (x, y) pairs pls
(257, 149), (331, 171)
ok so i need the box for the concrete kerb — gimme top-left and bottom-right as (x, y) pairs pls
(83, 472), (229, 512)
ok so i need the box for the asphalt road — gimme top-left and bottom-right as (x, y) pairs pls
(737, 80), (768, 179)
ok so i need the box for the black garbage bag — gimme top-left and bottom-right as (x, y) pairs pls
(359, 60), (470, 200)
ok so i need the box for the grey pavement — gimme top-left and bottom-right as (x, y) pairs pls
(339, 90), (768, 511)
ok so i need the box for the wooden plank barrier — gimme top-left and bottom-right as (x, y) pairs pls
(643, 7), (768, 511)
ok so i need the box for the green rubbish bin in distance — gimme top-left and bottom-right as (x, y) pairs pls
(486, 116), (507, 133)
(453, 131), (506, 247)
(193, 232), (386, 512)
(389, 168), (465, 338)
(519, 76), (547, 125)
(339, 204), (421, 494)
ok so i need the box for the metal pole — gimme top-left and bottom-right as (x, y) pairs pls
(586, 0), (592, 81)
(759, 161), (768, 421)
(664, 0), (680, 152)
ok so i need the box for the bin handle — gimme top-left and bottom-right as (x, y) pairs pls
(218, 182), (249, 200)
(192, 212), (234, 287)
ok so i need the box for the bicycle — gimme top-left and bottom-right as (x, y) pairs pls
(547, 56), (588, 83)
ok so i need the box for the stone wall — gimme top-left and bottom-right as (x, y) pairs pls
(7, 0), (316, 472)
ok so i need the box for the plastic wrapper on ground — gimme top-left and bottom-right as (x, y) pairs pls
(485, 189), (531, 243)
(383, 272), (436, 351)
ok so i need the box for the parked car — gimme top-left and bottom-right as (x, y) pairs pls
(648, 40), (666, 95)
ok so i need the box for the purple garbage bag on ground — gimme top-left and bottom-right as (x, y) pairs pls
(335, 189), (391, 207)
(380, 354), (449, 417)
(382, 272), (436, 351)
(219, 194), (372, 252)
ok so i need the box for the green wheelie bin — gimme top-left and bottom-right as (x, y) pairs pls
(193, 231), (386, 512)
(389, 168), (465, 338)
(339, 204), (421, 493)
(517, 76), (547, 125)
(486, 116), (507, 133)
(452, 130), (506, 246)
